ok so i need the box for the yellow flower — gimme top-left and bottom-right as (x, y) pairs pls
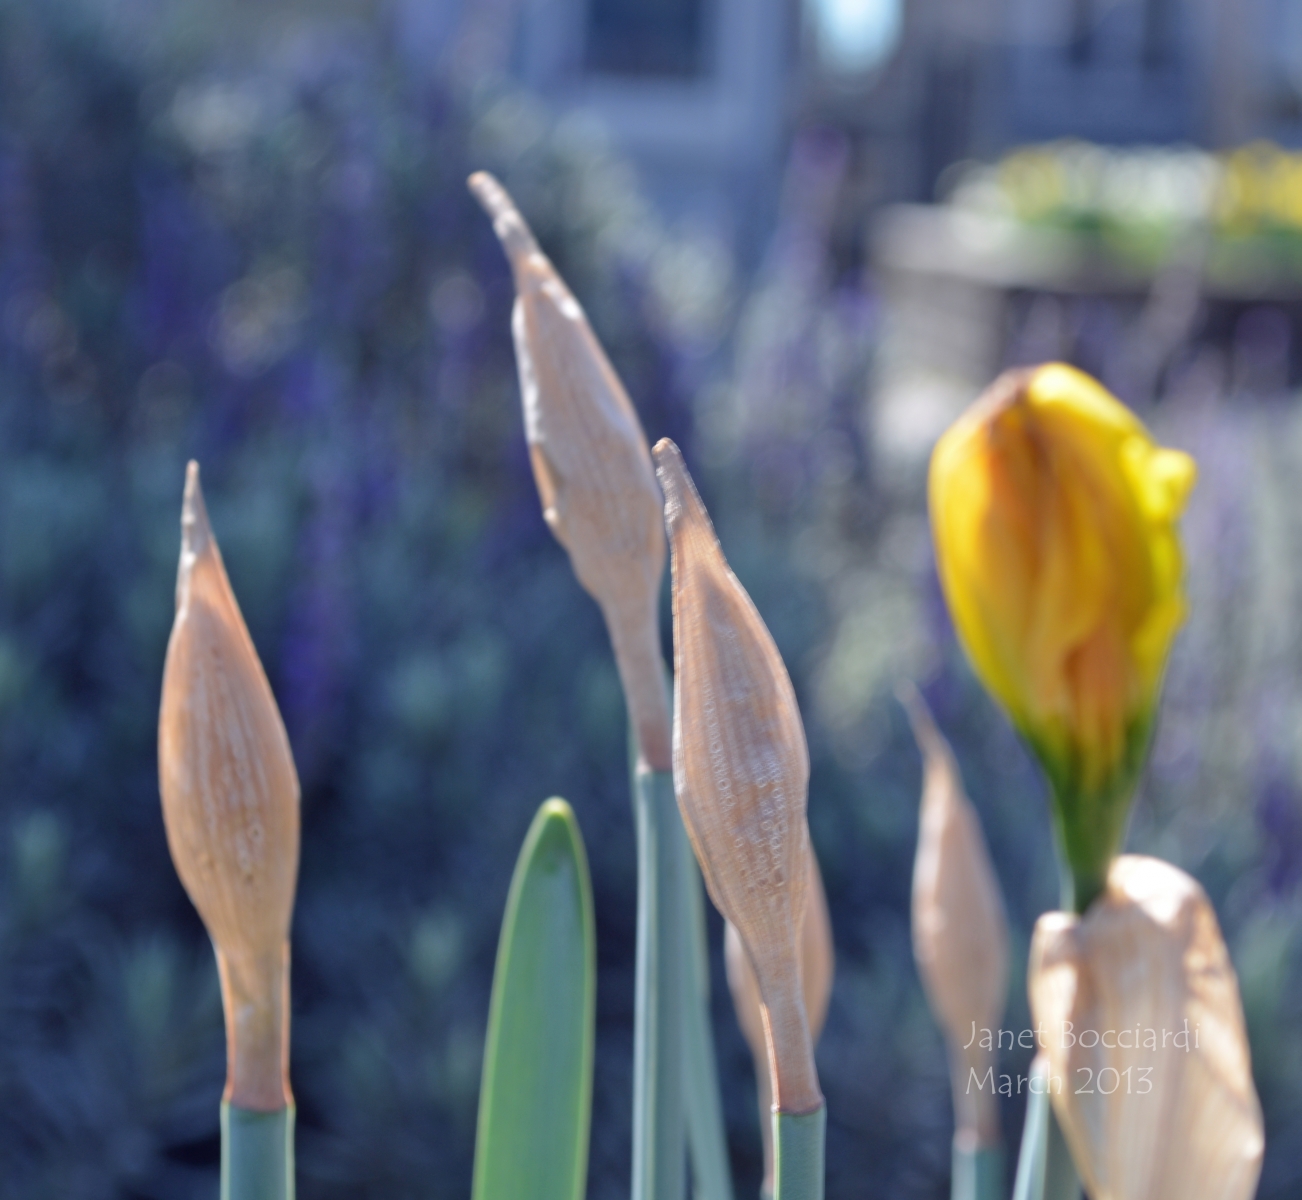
(929, 364), (1195, 907)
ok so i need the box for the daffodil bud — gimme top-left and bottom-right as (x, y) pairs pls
(653, 437), (821, 1115)
(929, 363), (1196, 909)
(468, 171), (670, 770)
(159, 462), (300, 1111)
(725, 852), (833, 1194)
(901, 683), (1008, 1151)
(1028, 855), (1263, 1200)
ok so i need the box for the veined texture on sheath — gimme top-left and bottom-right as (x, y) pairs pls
(653, 436), (820, 1114)
(726, 850), (834, 1190)
(159, 461), (299, 1109)
(468, 170), (669, 768)
(726, 852), (835, 1061)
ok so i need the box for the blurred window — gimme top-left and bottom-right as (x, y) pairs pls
(1275, 0), (1302, 102)
(583, 0), (710, 79)
(1067, 0), (1179, 71)
(1141, 0), (1174, 70)
(807, 0), (902, 77)
(1068, 0), (1095, 64)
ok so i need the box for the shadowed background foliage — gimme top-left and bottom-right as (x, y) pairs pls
(0, 1), (1300, 1198)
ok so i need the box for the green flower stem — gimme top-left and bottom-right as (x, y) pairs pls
(1011, 1064), (1048, 1200)
(1031, 717), (1151, 915)
(632, 767), (686, 1200)
(1048, 781), (1118, 914)
(675, 791), (735, 1200)
(1044, 1106), (1081, 1200)
(772, 1106), (825, 1200)
(220, 1103), (294, 1200)
(1012, 1059), (1080, 1200)
(952, 1142), (1003, 1200)
(1010, 1027), (1083, 1200)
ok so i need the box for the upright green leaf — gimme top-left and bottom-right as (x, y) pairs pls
(472, 798), (596, 1200)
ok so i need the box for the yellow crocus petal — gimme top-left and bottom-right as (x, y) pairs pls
(1030, 362), (1145, 440)
(929, 364), (1196, 909)
(1122, 441), (1197, 522)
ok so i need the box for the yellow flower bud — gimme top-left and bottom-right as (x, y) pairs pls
(468, 171), (670, 770)
(929, 364), (1195, 908)
(653, 437), (821, 1116)
(1028, 855), (1263, 1200)
(158, 462), (300, 1111)
(901, 683), (1008, 1153)
(724, 851), (834, 1194)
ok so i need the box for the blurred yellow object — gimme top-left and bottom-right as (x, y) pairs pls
(159, 462), (300, 1112)
(1218, 141), (1302, 234)
(1028, 855), (1263, 1200)
(929, 364), (1195, 908)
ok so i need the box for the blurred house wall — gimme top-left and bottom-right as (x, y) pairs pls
(804, 0), (1301, 207)
(398, 0), (800, 255)
(516, 0), (795, 240)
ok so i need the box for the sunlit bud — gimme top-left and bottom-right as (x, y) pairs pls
(929, 364), (1196, 909)
(468, 171), (670, 770)
(653, 437), (820, 1115)
(1029, 855), (1263, 1200)
(901, 682), (1008, 1151)
(725, 851), (833, 1194)
(158, 462), (300, 1111)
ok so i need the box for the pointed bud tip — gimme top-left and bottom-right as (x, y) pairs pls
(895, 678), (929, 737)
(467, 170), (539, 263)
(897, 681), (950, 768)
(650, 437), (682, 476)
(466, 170), (504, 213)
(651, 438), (699, 534)
(180, 460), (213, 565)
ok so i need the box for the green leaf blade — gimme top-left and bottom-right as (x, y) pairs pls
(472, 798), (596, 1200)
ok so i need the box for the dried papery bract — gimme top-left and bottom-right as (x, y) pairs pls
(159, 462), (300, 1111)
(901, 683), (1008, 1152)
(1029, 855), (1263, 1200)
(726, 852), (833, 1191)
(653, 437), (820, 1115)
(468, 171), (670, 770)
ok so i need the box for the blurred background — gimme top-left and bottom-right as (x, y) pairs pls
(1, 0), (1301, 1195)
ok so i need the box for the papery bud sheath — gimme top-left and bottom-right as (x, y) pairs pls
(654, 437), (820, 1115)
(1028, 855), (1262, 1200)
(159, 462), (300, 1111)
(469, 171), (670, 769)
